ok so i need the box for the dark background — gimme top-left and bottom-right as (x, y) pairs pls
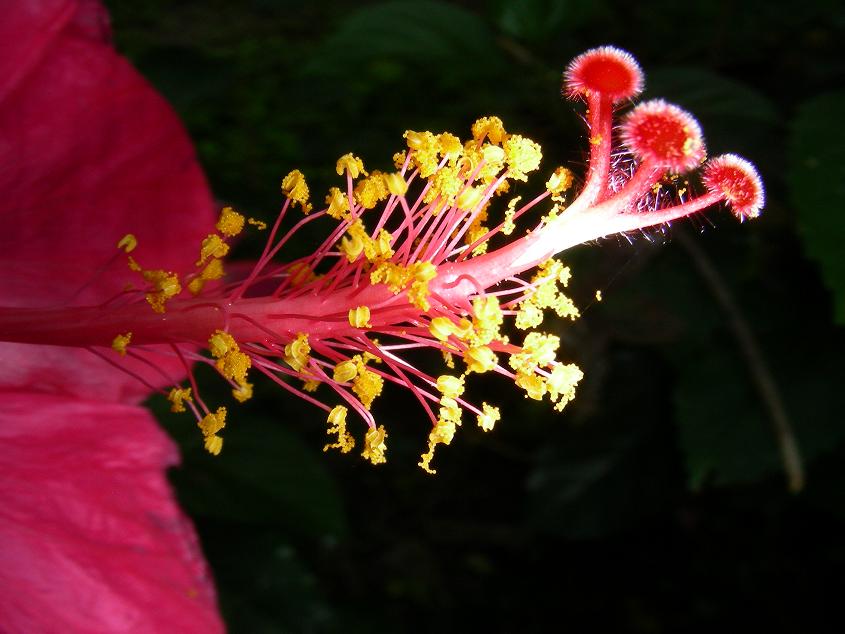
(106, 1), (845, 631)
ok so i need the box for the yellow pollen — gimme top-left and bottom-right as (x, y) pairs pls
(352, 366), (383, 410)
(336, 153), (367, 179)
(464, 345), (498, 374)
(546, 167), (574, 196)
(216, 206), (245, 237)
(198, 406), (227, 455)
(429, 317), (456, 341)
(324, 405), (355, 454)
(354, 171), (390, 210)
(503, 134), (542, 181)
(471, 116), (507, 145)
(232, 381), (253, 403)
(196, 234), (229, 266)
(435, 374), (465, 399)
(141, 269), (181, 313)
(362, 425), (388, 465)
(281, 169), (313, 214)
(477, 403), (500, 432)
(204, 435), (223, 456)
(111, 332), (132, 356)
(247, 217), (267, 230)
(117, 233), (137, 253)
(325, 187), (350, 220)
(167, 387), (193, 413)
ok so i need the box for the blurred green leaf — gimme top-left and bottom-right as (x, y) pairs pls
(675, 330), (845, 489)
(304, 1), (501, 78)
(790, 91), (845, 325)
(493, 0), (608, 42)
(204, 524), (334, 632)
(647, 68), (780, 153)
(157, 404), (347, 539)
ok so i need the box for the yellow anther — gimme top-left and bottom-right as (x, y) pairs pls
(339, 231), (364, 262)
(349, 305), (372, 328)
(481, 144), (506, 167)
(392, 151), (407, 170)
(515, 372), (546, 400)
(429, 317), (456, 341)
(232, 381), (253, 403)
(362, 425), (388, 465)
(464, 345), (498, 374)
(354, 171), (390, 209)
(324, 405), (355, 454)
(370, 261), (412, 293)
(442, 350), (455, 369)
(111, 332), (132, 356)
(471, 116), (507, 145)
(333, 360), (358, 383)
(413, 261), (437, 283)
(287, 261), (316, 287)
(546, 167), (574, 195)
(127, 256), (142, 272)
(142, 269), (181, 313)
(435, 374), (464, 399)
(403, 130), (440, 177)
(325, 187), (350, 220)
(117, 233), (137, 253)
(373, 229), (393, 260)
(418, 413), (460, 475)
(502, 196), (521, 236)
(503, 134), (542, 181)
(353, 366), (383, 410)
(209, 330), (237, 359)
(456, 186), (484, 210)
(189, 258), (225, 295)
(196, 234), (229, 266)
(303, 379), (321, 392)
(471, 295), (503, 345)
(384, 172), (409, 197)
(204, 434), (223, 456)
(477, 403), (500, 432)
(216, 206), (245, 237)
(198, 406), (227, 438)
(167, 387), (193, 413)
(522, 332), (560, 367)
(281, 169), (312, 214)
(547, 363), (583, 411)
(437, 132), (463, 158)
(284, 333), (311, 373)
(595, 290), (603, 302)
(247, 217), (267, 230)
(336, 153), (367, 179)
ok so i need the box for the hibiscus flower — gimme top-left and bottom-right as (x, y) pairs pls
(0, 1), (223, 630)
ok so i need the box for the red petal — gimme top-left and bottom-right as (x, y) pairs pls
(0, 392), (224, 632)
(0, 1), (216, 400)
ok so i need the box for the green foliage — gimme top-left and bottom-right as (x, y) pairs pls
(790, 91), (845, 324)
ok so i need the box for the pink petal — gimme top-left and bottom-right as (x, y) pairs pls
(0, 0), (216, 400)
(0, 392), (224, 632)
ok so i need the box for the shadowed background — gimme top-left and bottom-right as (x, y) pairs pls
(105, 1), (845, 631)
